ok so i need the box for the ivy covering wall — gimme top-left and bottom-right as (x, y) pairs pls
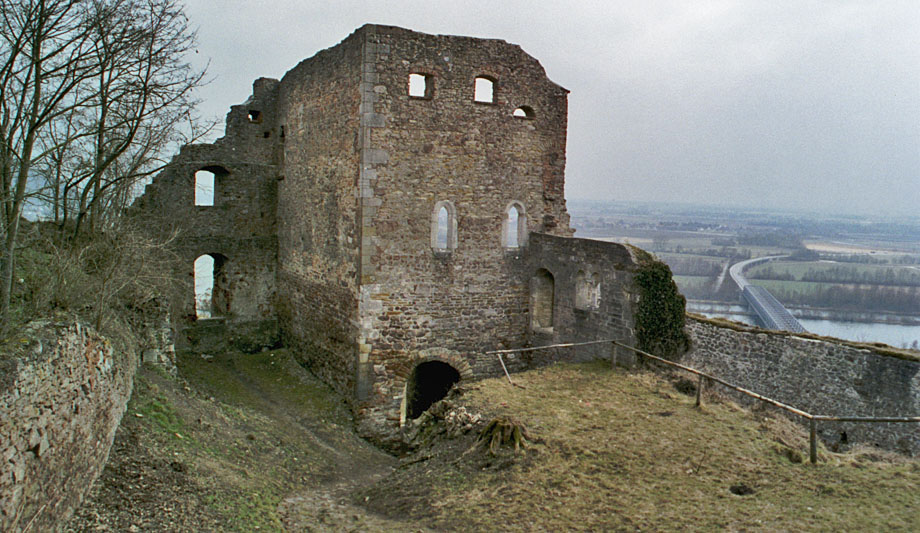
(634, 258), (691, 360)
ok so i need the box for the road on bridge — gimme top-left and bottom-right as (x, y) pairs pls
(728, 255), (807, 333)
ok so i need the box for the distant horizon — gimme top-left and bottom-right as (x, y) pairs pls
(564, 195), (920, 222)
(21, 193), (919, 224)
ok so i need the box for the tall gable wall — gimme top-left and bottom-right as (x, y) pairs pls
(130, 80), (281, 351)
(275, 30), (365, 397)
(351, 25), (575, 428)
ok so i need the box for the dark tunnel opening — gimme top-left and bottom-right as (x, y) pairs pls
(405, 361), (461, 420)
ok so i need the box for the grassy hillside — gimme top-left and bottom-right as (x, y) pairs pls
(65, 350), (408, 531)
(362, 361), (920, 532)
(67, 353), (919, 532)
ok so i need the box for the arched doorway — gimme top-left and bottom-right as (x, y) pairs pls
(404, 361), (461, 420)
(194, 253), (229, 318)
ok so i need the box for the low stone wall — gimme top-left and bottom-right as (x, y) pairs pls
(0, 321), (138, 532)
(683, 317), (920, 455)
(528, 233), (640, 364)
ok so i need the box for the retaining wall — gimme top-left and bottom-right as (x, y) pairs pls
(0, 321), (138, 532)
(684, 317), (920, 455)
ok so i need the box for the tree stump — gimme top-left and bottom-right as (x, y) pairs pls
(476, 416), (532, 455)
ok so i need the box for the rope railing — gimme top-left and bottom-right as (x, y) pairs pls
(486, 339), (920, 464)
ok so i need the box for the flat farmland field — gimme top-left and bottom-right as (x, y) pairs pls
(747, 261), (920, 286)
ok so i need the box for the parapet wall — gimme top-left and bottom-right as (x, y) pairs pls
(683, 317), (920, 455)
(0, 321), (137, 532)
(527, 233), (640, 364)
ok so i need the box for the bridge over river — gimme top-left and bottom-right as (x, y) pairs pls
(728, 256), (807, 333)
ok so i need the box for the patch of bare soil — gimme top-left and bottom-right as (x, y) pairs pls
(64, 421), (225, 532)
(279, 473), (434, 532)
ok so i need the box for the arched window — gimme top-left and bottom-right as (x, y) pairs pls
(502, 202), (527, 249)
(513, 106), (535, 118)
(194, 166), (229, 206)
(194, 253), (228, 318)
(431, 200), (458, 252)
(474, 76), (495, 103)
(532, 268), (555, 332)
(194, 170), (214, 206)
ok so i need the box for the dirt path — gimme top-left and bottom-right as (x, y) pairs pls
(223, 356), (431, 531)
(279, 471), (434, 532)
(202, 353), (427, 531)
(65, 350), (428, 531)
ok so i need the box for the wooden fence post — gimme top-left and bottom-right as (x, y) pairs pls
(809, 418), (818, 464)
(695, 373), (703, 407)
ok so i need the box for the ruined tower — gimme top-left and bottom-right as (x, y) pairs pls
(133, 25), (644, 442)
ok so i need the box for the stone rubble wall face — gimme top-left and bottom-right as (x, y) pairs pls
(0, 322), (137, 532)
(275, 31), (365, 397)
(526, 233), (640, 366)
(355, 26), (574, 426)
(129, 80), (281, 351)
(684, 318), (920, 454)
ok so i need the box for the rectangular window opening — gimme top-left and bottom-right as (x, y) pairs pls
(474, 77), (494, 103)
(409, 73), (432, 98)
(195, 170), (215, 206)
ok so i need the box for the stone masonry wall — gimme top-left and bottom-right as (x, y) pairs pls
(527, 233), (641, 366)
(275, 30), (365, 397)
(0, 321), (137, 532)
(684, 317), (920, 455)
(130, 79), (281, 351)
(132, 25), (648, 444)
(354, 25), (575, 432)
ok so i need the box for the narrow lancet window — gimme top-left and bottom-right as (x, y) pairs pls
(431, 200), (457, 252)
(507, 206), (519, 247)
(502, 202), (527, 249)
(436, 206), (449, 249)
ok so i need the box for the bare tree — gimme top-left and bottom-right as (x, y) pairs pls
(0, 0), (208, 328)
(0, 0), (97, 327)
(69, 0), (207, 234)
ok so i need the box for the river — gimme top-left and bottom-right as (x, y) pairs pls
(686, 302), (920, 350)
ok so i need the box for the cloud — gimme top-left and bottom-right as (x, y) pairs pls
(185, 0), (920, 216)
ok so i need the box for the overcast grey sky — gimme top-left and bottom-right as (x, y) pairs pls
(184, 1), (919, 217)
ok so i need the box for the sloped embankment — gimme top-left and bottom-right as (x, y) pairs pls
(64, 349), (420, 531)
(64, 352), (919, 531)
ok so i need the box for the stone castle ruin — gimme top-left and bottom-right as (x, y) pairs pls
(124, 22), (915, 462)
(131, 24), (648, 440)
(130, 24), (919, 453)
(5, 23), (917, 532)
